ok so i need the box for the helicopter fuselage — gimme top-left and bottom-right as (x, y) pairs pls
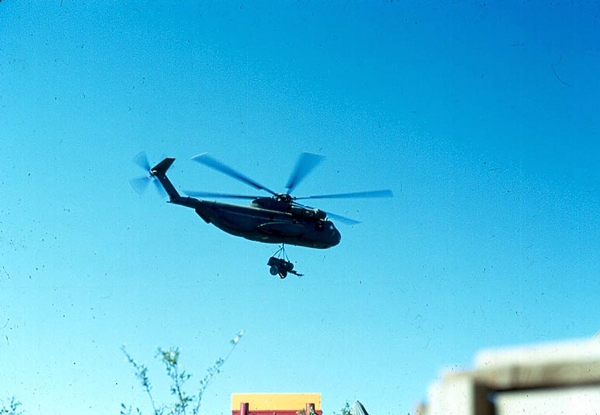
(147, 158), (341, 249)
(174, 197), (341, 249)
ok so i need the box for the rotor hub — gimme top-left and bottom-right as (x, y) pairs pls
(276, 194), (294, 203)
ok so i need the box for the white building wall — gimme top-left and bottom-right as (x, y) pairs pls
(418, 336), (600, 415)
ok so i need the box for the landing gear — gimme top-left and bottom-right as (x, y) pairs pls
(267, 245), (303, 278)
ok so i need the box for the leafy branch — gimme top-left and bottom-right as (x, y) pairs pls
(337, 402), (351, 415)
(121, 330), (244, 415)
(0, 397), (23, 415)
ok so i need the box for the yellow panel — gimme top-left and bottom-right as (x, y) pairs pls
(231, 393), (321, 411)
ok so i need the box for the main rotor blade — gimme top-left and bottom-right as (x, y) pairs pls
(326, 212), (361, 225)
(293, 201), (361, 225)
(183, 190), (259, 200)
(285, 152), (324, 194)
(191, 153), (278, 196)
(295, 189), (394, 200)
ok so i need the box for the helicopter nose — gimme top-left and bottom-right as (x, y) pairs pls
(332, 227), (341, 246)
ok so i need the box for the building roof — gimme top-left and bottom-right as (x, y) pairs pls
(231, 393), (322, 412)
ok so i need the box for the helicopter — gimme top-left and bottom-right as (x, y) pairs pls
(130, 152), (393, 278)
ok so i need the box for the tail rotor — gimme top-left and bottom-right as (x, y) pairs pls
(129, 152), (167, 197)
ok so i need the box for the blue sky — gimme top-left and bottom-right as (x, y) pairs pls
(1, 1), (599, 414)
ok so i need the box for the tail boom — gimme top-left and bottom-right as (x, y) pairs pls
(150, 158), (180, 201)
